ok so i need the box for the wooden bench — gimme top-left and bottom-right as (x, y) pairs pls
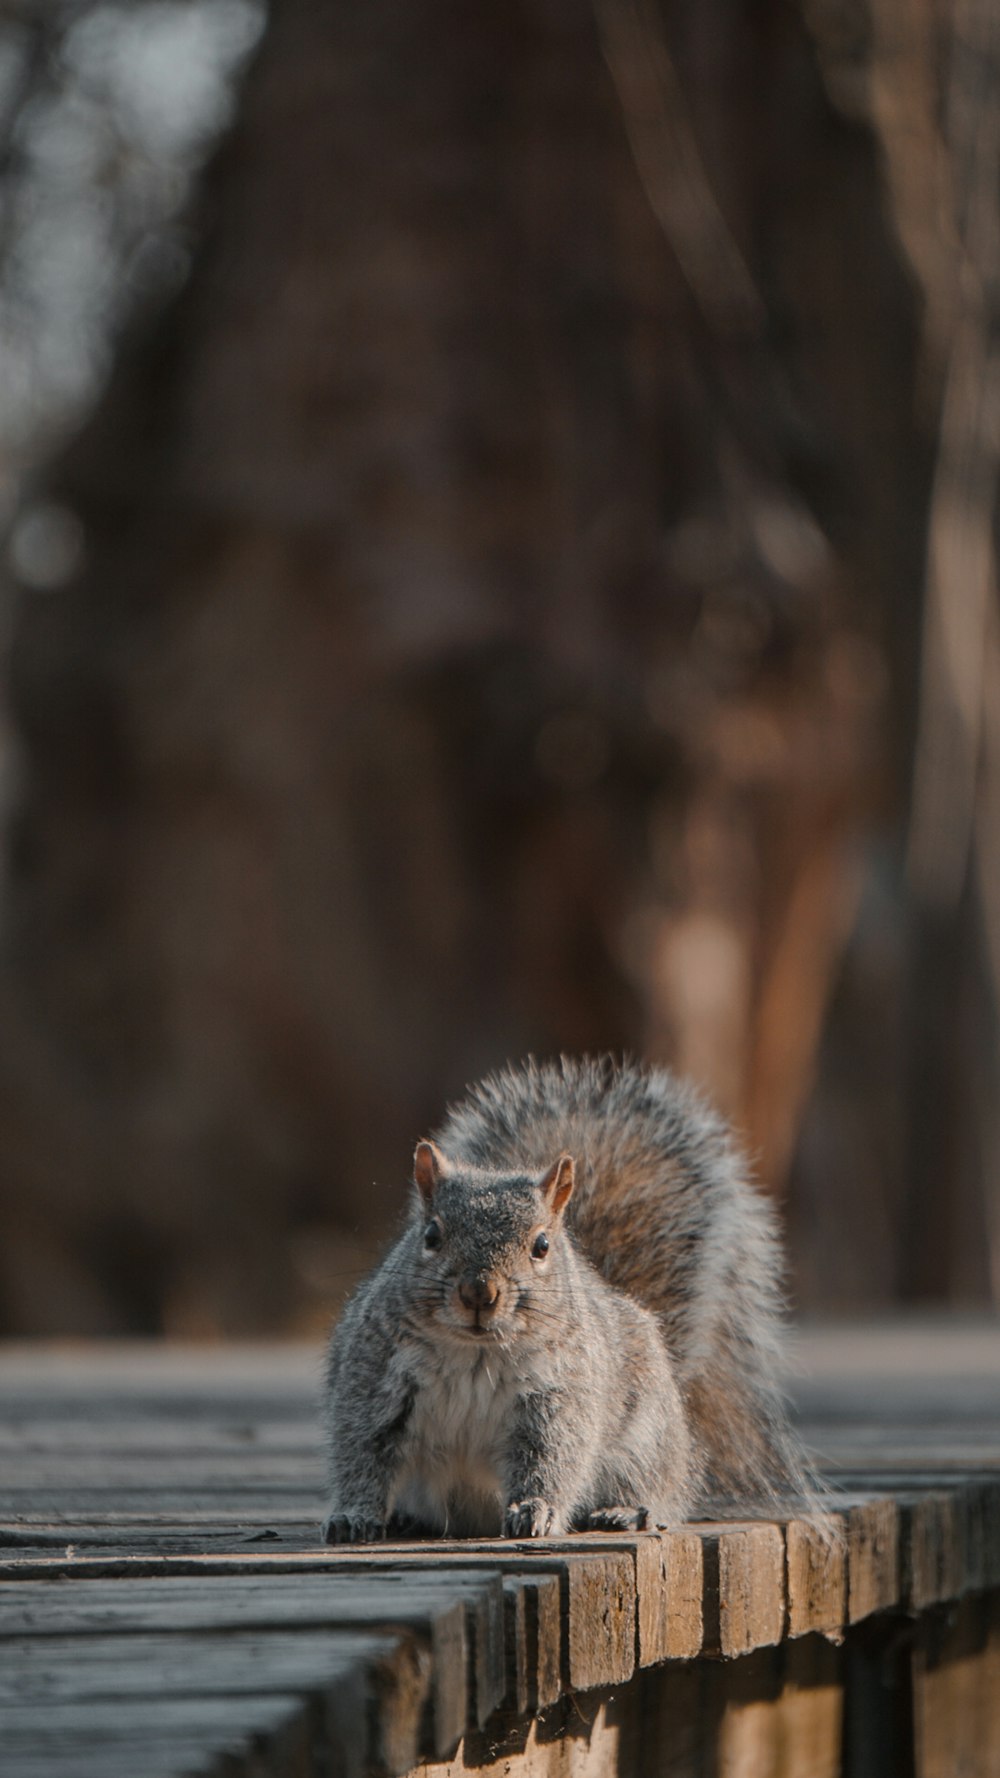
(1, 1319), (998, 1776)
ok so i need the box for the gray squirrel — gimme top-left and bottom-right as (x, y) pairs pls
(322, 1056), (811, 1542)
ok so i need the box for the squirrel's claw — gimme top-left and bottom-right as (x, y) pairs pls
(584, 1505), (650, 1532)
(321, 1512), (387, 1545)
(504, 1496), (556, 1538)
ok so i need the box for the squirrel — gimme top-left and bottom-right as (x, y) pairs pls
(322, 1055), (811, 1542)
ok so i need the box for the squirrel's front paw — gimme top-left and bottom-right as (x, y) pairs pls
(504, 1497), (557, 1538)
(584, 1505), (650, 1532)
(321, 1512), (388, 1545)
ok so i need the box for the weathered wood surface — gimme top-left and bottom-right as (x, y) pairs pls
(0, 1319), (998, 1775)
(911, 1591), (1000, 1778)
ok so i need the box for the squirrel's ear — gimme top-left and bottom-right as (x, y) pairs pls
(413, 1140), (447, 1207)
(539, 1152), (575, 1216)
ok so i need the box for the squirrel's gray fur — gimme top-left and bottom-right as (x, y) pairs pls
(322, 1055), (811, 1542)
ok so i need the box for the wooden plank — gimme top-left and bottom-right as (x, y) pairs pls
(710, 1645), (785, 1776)
(0, 1505), (317, 1528)
(646, 1636), (844, 1778)
(0, 1454), (326, 1487)
(843, 1494), (901, 1624)
(398, 1543), (634, 1693)
(363, 1624), (436, 1776)
(634, 1528), (703, 1663)
(464, 1570), (507, 1727)
(1, 1322), (1000, 1778)
(805, 1441), (1000, 1468)
(0, 1525), (321, 1560)
(0, 1492), (324, 1517)
(0, 1343), (317, 1391)
(0, 1535), (645, 1690)
(465, 1575), (552, 1752)
(801, 1427), (1000, 1450)
(0, 1693), (312, 1778)
(0, 1571), (478, 1762)
(521, 1573), (561, 1712)
(965, 1477), (1000, 1591)
(830, 1469), (1000, 1608)
(0, 1419), (319, 1450)
(0, 1399), (312, 1428)
(0, 1510), (867, 1655)
(502, 1577), (529, 1718)
(785, 1514), (847, 1640)
(0, 1628), (428, 1778)
(0, 1550), (523, 1728)
(0, 1626), (398, 1704)
(0, 1502), (909, 1657)
(697, 1523), (786, 1659)
(0, 1572), (493, 1759)
(912, 1592), (1000, 1778)
(778, 1636), (844, 1778)
(478, 1520), (777, 1663)
(901, 1488), (966, 1612)
(562, 1550), (635, 1690)
(0, 1539), (635, 1703)
(639, 1659), (709, 1778)
(410, 1692), (630, 1778)
(366, 1545), (628, 1695)
(827, 1467), (1000, 1480)
(639, 1636), (844, 1778)
(0, 1398), (310, 1433)
(0, 1754), (287, 1778)
(840, 1614), (916, 1778)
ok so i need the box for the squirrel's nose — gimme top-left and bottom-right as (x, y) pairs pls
(457, 1276), (500, 1312)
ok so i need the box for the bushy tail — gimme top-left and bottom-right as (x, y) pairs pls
(683, 1338), (813, 1509)
(681, 1319), (837, 1541)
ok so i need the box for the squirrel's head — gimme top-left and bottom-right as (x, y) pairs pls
(407, 1139), (575, 1344)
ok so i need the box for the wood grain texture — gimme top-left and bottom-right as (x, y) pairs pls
(912, 1593), (1000, 1778)
(0, 1629), (428, 1778)
(503, 1578), (529, 1718)
(785, 1515), (847, 1640)
(2, 1323), (1000, 1776)
(635, 1529), (704, 1662)
(523, 1573), (562, 1712)
(0, 1572), (482, 1760)
(698, 1522), (786, 1658)
(563, 1552), (636, 1689)
(843, 1494), (901, 1624)
(638, 1635), (844, 1777)
(902, 1488), (966, 1611)
(0, 1693), (313, 1778)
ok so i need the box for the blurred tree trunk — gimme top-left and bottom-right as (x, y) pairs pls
(0, 0), (984, 1333)
(789, 0), (1000, 1307)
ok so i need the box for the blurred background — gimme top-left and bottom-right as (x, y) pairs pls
(0, 0), (997, 1337)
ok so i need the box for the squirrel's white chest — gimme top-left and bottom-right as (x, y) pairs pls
(409, 1344), (518, 1461)
(390, 1343), (521, 1533)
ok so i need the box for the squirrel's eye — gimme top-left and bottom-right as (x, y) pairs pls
(423, 1220), (442, 1252)
(531, 1232), (550, 1260)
